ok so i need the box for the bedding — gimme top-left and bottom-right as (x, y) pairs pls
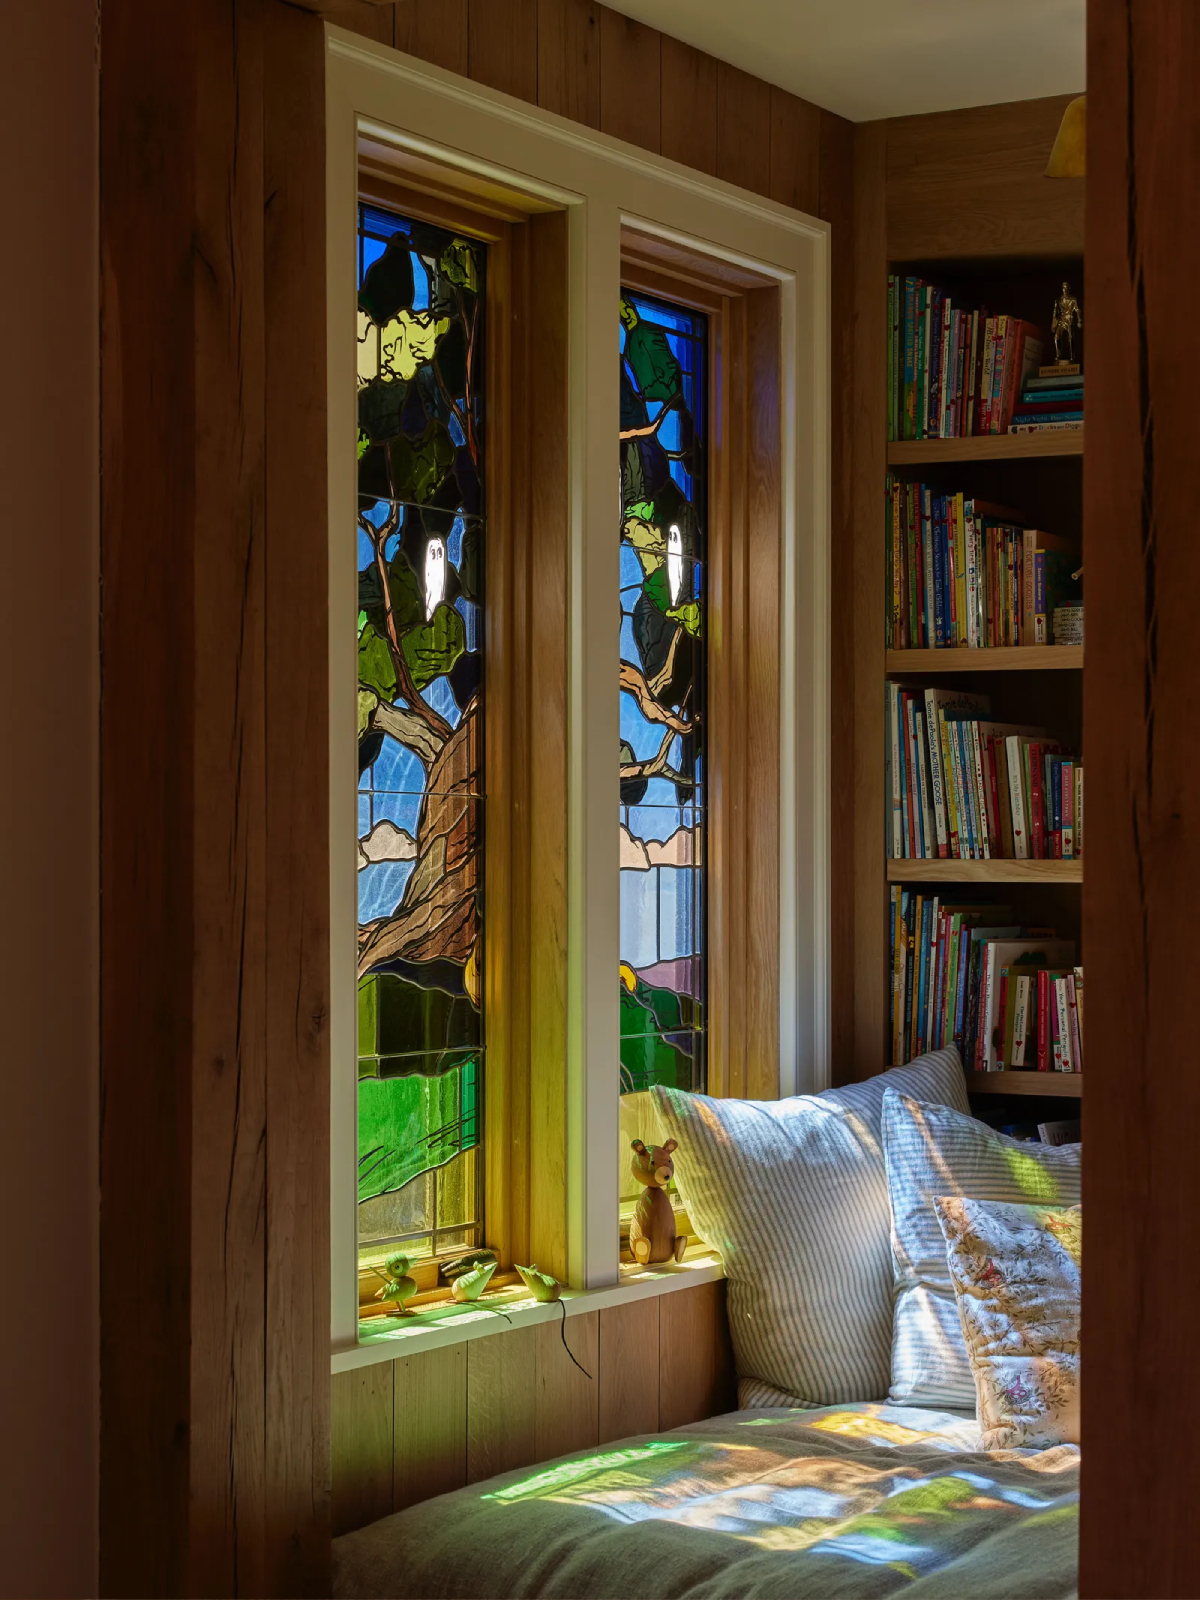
(333, 1401), (1078, 1600)
(650, 1048), (969, 1408)
(883, 1092), (1082, 1411)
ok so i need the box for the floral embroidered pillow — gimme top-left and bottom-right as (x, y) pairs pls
(935, 1196), (1081, 1450)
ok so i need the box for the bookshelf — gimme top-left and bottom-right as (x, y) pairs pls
(887, 645), (1082, 674)
(964, 1071), (1083, 1099)
(887, 430), (1083, 466)
(887, 859), (1082, 885)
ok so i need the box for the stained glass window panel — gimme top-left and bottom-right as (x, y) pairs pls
(619, 289), (708, 1122)
(357, 202), (486, 1269)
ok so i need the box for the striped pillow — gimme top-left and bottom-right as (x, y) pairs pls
(883, 1092), (1083, 1411)
(651, 1048), (969, 1409)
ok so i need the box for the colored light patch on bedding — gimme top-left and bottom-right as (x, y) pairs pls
(481, 1441), (688, 1503)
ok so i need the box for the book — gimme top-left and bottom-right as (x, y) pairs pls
(982, 940), (1075, 1070)
(1038, 1117), (1081, 1145)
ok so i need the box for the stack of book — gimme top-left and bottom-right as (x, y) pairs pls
(887, 686), (1083, 860)
(1009, 369), (1084, 434)
(884, 478), (1080, 649)
(888, 892), (1084, 1074)
(887, 276), (1045, 440)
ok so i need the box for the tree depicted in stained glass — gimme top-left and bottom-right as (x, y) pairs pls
(356, 204), (485, 1264)
(619, 290), (707, 1101)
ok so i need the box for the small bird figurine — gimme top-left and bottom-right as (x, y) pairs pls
(515, 1263), (562, 1303)
(375, 1252), (418, 1314)
(450, 1258), (498, 1303)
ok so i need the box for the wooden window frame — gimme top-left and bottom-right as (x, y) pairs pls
(328, 30), (831, 1351)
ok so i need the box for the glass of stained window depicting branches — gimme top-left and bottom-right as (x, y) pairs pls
(355, 202), (486, 1271)
(618, 290), (709, 1117)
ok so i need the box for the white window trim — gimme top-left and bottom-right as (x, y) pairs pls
(327, 26), (831, 1357)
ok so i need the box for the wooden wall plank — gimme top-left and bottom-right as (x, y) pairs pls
(598, 6), (660, 152)
(659, 1282), (736, 1429)
(321, 1), (393, 44)
(660, 35), (717, 177)
(394, 1346), (468, 1511)
(885, 95), (1084, 261)
(537, 0), (601, 128)
(332, 1365), (394, 1537)
(393, 0), (469, 74)
(716, 61), (771, 199)
(769, 85), (821, 215)
(263, 5), (333, 1591)
(1080, 5), (1200, 1593)
(598, 1298), (660, 1443)
(466, 1325), (539, 1481)
(820, 109), (857, 1083)
(469, 0), (538, 102)
(535, 1312), (600, 1460)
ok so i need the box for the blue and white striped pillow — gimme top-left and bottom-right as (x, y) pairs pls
(651, 1048), (969, 1410)
(883, 1091), (1083, 1411)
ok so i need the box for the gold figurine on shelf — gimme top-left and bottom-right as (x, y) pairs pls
(1051, 281), (1083, 367)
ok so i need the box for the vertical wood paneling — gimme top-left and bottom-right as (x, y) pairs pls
(599, 6), (660, 152)
(716, 61), (771, 198)
(820, 109), (857, 1084)
(394, 1346), (468, 1511)
(598, 1298), (660, 1442)
(660, 35), (717, 176)
(535, 1312), (600, 1460)
(331, 1365), (394, 1537)
(469, 0), (538, 102)
(263, 5), (332, 1590)
(849, 120), (888, 1081)
(659, 1281), (736, 1429)
(322, 1), (393, 45)
(769, 85), (821, 215)
(393, 0), (469, 73)
(537, 0), (601, 127)
(467, 1325), (539, 1481)
(1081, 6), (1200, 1594)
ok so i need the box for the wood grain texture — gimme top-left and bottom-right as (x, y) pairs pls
(393, 0), (469, 73)
(1080, 5), (1200, 1593)
(716, 61), (771, 198)
(849, 120), (888, 1082)
(660, 35), (717, 177)
(331, 1365), (394, 1537)
(886, 859), (1082, 884)
(598, 1298), (660, 1442)
(394, 1346), (468, 1511)
(887, 431), (1084, 465)
(886, 95), (1085, 261)
(964, 1072), (1082, 1099)
(466, 1324), (539, 1482)
(535, 1312), (600, 1460)
(886, 646), (1083, 674)
(820, 108), (856, 1085)
(537, 0), (600, 127)
(769, 86), (821, 215)
(320, 0), (392, 44)
(659, 1281), (736, 1428)
(598, 6), (660, 151)
(469, 0), (538, 102)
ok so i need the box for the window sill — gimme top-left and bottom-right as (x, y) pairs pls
(331, 1247), (726, 1374)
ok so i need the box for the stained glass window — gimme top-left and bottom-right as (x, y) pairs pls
(356, 202), (486, 1268)
(619, 289), (708, 1118)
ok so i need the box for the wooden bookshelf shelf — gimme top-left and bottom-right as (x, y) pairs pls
(887, 859), (1082, 884)
(886, 430), (1083, 466)
(886, 645), (1082, 674)
(965, 1071), (1083, 1099)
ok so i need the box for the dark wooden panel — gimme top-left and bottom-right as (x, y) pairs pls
(263, 5), (333, 1591)
(1080, 6), (1200, 1594)
(716, 60), (770, 198)
(769, 85), (821, 215)
(598, 6), (660, 152)
(886, 95), (1084, 261)
(469, 0), (538, 102)
(820, 108), (857, 1083)
(537, 0), (600, 128)
(466, 1325), (538, 1481)
(598, 1298), (660, 1443)
(660, 34), (717, 176)
(393, 0), (469, 74)
(535, 1313), (600, 1461)
(321, 0), (393, 44)
(331, 1365), (394, 1537)
(395, 1346), (468, 1511)
(659, 1282), (736, 1429)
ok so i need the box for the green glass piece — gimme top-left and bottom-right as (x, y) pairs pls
(357, 620), (397, 702)
(402, 601), (465, 691)
(388, 419), (456, 506)
(623, 317), (682, 402)
(361, 971), (481, 1062)
(358, 1057), (480, 1203)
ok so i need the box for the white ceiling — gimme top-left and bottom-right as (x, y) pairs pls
(603, 0), (1086, 123)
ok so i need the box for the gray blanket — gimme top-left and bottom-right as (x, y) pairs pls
(334, 1403), (1078, 1598)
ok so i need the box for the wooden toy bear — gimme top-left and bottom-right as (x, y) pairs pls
(629, 1138), (687, 1265)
